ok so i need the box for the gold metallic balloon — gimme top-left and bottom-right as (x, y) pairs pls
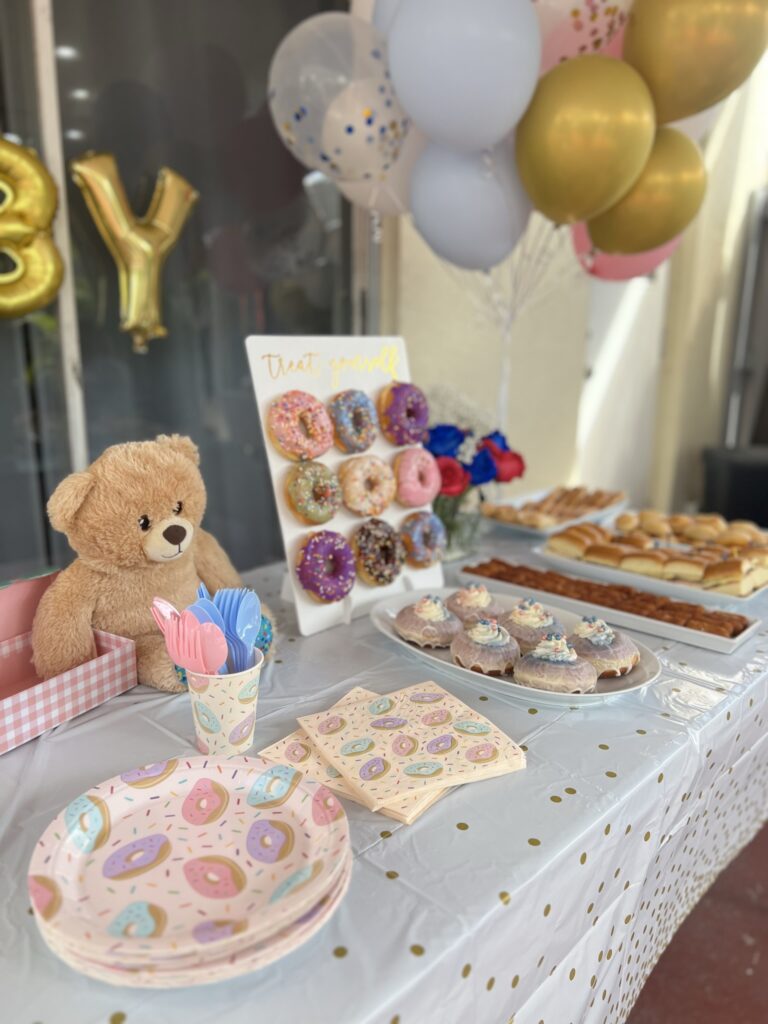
(624, 0), (768, 124)
(587, 127), (707, 254)
(515, 56), (656, 225)
(0, 138), (63, 318)
(71, 153), (199, 353)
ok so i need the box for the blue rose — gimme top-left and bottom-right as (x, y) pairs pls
(465, 448), (498, 486)
(424, 424), (467, 458)
(480, 430), (509, 452)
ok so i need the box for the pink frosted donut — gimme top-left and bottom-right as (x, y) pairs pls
(466, 743), (498, 764)
(392, 733), (418, 756)
(246, 820), (295, 863)
(285, 740), (312, 763)
(267, 390), (334, 461)
(182, 779), (229, 826)
(183, 855), (246, 899)
(318, 715), (346, 735)
(28, 875), (61, 921)
(312, 785), (344, 825)
(394, 448), (441, 507)
(422, 708), (452, 727)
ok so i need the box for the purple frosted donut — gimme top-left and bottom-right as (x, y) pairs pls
(229, 713), (255, 747)
(120, 760), (178, 788)
(378, 382), (430, 446)
(400, 512), (447, 567)
(193, 919), (246, 944)
(371, 716), (409, 730)
(360, 757), (390, 781)
(329, 389), (379, 453)
(296, 530), (356, 603)
(426, 734), (457, 755)
(246, 820), (295, 863)
(103, 834), (171, 880)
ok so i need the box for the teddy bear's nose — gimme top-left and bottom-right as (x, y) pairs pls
(163, 524), (187, 546)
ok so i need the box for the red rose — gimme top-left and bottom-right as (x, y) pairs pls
(436, 456), (470, 497)
(478, 439), (526, 483)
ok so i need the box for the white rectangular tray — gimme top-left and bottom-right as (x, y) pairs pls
(371, 587), (662, 708)
(459, 564), (761, 654)
(481, 488), (627, 539)
(534, 544), (767, 609)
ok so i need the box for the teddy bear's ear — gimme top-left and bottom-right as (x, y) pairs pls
(47, 471), (95, 533)
(155, 434), (200, 466)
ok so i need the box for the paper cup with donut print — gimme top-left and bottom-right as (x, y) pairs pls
(187, 651), (264, 757)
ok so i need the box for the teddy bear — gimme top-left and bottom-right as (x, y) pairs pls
(32, 434), (243, 693)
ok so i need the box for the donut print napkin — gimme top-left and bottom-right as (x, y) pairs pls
(259, 688), (447, 825)
(298, 681), (526, 812)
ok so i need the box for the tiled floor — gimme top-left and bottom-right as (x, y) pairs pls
(628, 822), (768, 1024)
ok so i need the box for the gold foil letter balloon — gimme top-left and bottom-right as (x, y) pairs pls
(71, 154), (199, 352)
(0, 138), (63, 318)
(515, 56), (656, 225)
(587, 128), (707, 255)
(624, 0), (768, 125)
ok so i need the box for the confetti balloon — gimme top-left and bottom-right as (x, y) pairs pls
(534, 0), (632, 74)
(268, 12), (409, 183)
(339, 128), (427, 216)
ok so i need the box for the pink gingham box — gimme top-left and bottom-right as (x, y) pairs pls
(0, 574), (137, 755)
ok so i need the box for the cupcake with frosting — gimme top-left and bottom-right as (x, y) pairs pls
(501, 598), (566, 653)
(450, 618), (520, 676)
(514, 633), (597, 693)
(568, 616), (639, 678)
(446, 584), (506, 624)
(394, 595), (462, 648)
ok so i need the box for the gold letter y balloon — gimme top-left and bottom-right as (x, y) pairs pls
(0, 137), (63, 318)
(71, 153), (199, 352)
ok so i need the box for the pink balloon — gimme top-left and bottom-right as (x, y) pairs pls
(534, 0), (631, 74)
(571, 222), (682, 281)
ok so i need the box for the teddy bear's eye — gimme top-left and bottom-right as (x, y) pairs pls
(138, 515), (151, 532)
(173, 501), (183, 515)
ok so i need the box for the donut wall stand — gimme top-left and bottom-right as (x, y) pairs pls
(246, 336), (444, 637)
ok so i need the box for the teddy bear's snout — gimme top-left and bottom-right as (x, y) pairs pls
(163, 524), (187, 546)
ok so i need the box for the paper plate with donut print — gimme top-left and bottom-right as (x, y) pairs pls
(35, 851), (353, 988)
(27, 755), (350, 964)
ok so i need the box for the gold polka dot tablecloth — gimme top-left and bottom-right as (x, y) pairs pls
(4, 553), (768, 1024)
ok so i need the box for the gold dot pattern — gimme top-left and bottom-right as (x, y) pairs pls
(333, 946), (347, 959)
(410, 944), (425, 957)
(457, 822), (469, 831)
(499, 891), (511, 905)
(462, 963), (472, 978)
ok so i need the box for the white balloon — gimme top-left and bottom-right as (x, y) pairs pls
(372, 0), (402, 37)
(388, 0), (541, 151)
(339, 128), (427, 216)
(268, 12), (409, 182)
(410, 142), (532, 270)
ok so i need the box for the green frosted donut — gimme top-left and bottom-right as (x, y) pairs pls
(285, 462), (342, 525)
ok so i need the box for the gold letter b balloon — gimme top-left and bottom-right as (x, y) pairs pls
(0, 138), (63, 318)
(71, 153), (199, 352)
(515, 56), (656, 225)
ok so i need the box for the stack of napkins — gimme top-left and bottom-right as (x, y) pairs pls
(259, 681), (526, 825)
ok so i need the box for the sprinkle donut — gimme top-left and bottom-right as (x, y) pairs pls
(246, 820), (295, 863)
(182, 778), (229, 826)
(193, 919), (247, 944)
(400, 511), (448, 567)
(312, 785), (345, 825)
(378, 382), (430, 446)
(284, 740), (312, 763)
(351, 518), (406, 586)
(368, 696), (394, 715)
(229, 712), (255, 747)
(183, 855), (246, 899)
(360, 757), (390, 781)
(409, 692), (445, 704)
(426, 734), (457, 755)
(454, 720), (491, 736)
(108, 901), (167, 939)
(267, 390), (334, 461)
(247, 765), (302, 808)
(65, 794), (111, 853)
(28, 875), (61, 921)
(103, 834), (171, 881)
(405, 761), (443, 777)
(338, 456), (396, 517)
(371, 716), (409, 730)
(329, 389), (379, 453)
(238, 675), (260, 704)
(193, 702), (221, 735)
(394, 448), (441, 507)
(270, 860), (323, 904)
(466, 743), (499, 764)
(318, 714), (346, 735)
(422, 708), (452, 727)
(392, 734), (418, 756)
(120, 760), (178, 788)
(341, 738), (374, 756)
(296, 530), (356, 603)
(285, 462), (342, 526)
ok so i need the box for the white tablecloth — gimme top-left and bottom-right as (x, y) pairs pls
(3, 539), (768, 1024)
